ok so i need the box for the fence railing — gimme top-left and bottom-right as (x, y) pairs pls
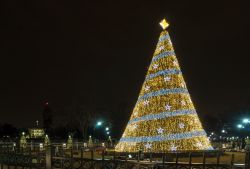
(0, 145), (250, 169)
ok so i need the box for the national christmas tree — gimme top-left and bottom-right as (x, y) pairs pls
(115, 19), (213, 152)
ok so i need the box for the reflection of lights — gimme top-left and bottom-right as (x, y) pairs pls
(107, 131), (110, 135)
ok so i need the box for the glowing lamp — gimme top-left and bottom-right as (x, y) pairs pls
(243, 118), (250, 123)
(237, 124), (244, 128)
(97, 121), (102, 126)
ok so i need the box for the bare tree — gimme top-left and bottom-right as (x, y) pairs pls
(74, 105), (98, 140)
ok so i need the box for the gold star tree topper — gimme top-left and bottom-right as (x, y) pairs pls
(159, 19), (169, 30)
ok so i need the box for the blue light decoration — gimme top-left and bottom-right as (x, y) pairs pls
(128, 109), (196, 124)
(145, 69), (182, 81)
(120, 130), (207, 142)
(138, 88), (188, 102)
(151, 51), (175, 63)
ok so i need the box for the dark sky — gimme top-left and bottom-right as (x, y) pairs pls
(1, 0), (250, 134)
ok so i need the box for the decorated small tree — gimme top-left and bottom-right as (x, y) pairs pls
(20, 132), (27, 149)
(44, 134), (50, 146)
(115, 19), (212, 152)
(67, 135), (73, 149)
(88, 135), (93, 148)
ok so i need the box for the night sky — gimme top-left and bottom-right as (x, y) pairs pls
(1, 1), (250, 135)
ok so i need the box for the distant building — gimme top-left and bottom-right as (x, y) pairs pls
(28, 128), (45, 139)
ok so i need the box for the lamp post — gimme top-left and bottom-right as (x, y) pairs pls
(243, 118), (250, 124)
(96, 121), (103, 126)
(237, 124), (244, 129)
(93, 120), (111, 139)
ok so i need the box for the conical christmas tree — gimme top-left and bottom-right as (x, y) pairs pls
(115, 19), (213, 152)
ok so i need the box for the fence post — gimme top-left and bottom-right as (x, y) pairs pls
(101, 150), (104, 169)
(216, 151), (220, 169)
(7, 145), (10, 169)
(0, 151), (3, 169)
(230, 154), (234, 169)
(137, 151), (140, 162)
(188, 152), (192, 169)
(80, 148), (83, 169)
(162, 153), (165, 169)
(70, 148), (73, 169)
(29, 147), (32, 169)
(125, 152), (128, 169)
(113, 151), (116, 161)
(14, 145), (17, 169)
(202, 152), (206, 169)
(45, 146), (52, 169)
(175, 153), (179, 169)
(245, 151), (250, 169)
(91, 150), (94, 169)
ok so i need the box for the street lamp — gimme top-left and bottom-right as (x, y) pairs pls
(243, 119), (250, 123)
(105, 127), (109, 131)
(221, 129), (226, 133)
(96, 121), (102, 126)
(237, 124), (244, 128)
